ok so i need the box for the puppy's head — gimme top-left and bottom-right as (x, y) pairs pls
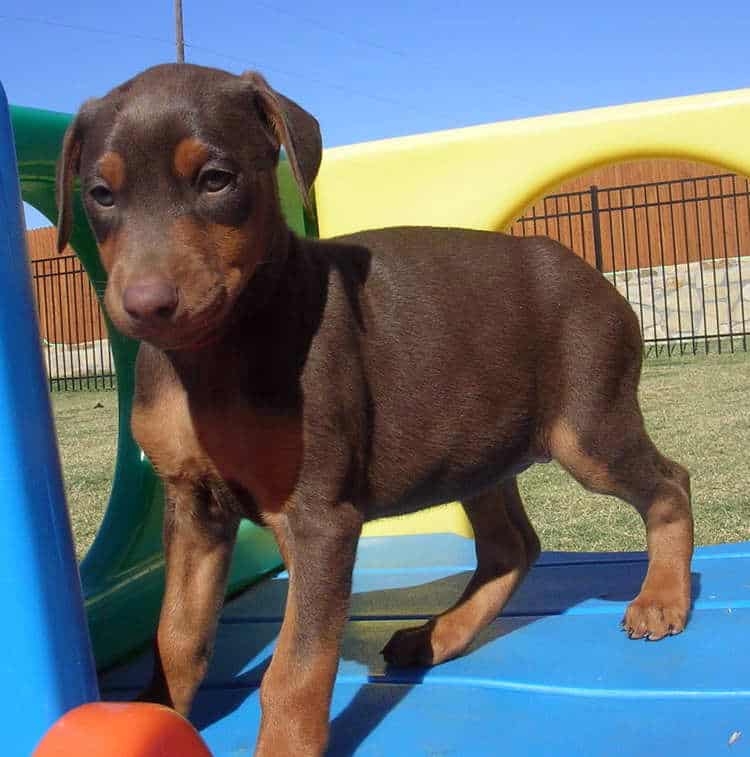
(57, 63), (321, 350)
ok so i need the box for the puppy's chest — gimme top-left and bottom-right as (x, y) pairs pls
(132, 384), (303, 513)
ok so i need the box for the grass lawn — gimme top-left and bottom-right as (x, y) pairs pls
(520, 349), (750, 551)
(51, 389), (119, 560)
(53, 350), (750, 561)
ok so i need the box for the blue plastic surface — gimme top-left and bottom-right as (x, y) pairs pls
(0, 83), (98, 756)
(102, 533), (750, 755)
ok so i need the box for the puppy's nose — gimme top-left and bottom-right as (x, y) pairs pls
(122, 277), (178, 321)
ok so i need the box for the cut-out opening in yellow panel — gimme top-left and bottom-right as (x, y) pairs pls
(343, 88), (750, 543)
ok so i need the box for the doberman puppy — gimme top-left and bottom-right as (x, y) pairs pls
(57, 63), (694, 756)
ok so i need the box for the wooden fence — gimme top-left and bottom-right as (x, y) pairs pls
(510, 159), (750, 273)
(26, 228), (107, 346)
(24, 158), (750, 372)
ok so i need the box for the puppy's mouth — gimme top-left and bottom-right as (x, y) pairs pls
(128, 317), (226, 352)
(109, 286), (232, 351)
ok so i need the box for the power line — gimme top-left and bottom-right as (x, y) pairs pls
(0, 14), (408, 107)
(184, 41), (424, 113)
(249, 2), (534, 107)
(252, 1), (407, 59)
(0, 13), (415, 109)
(0, 12), (534, 112)
(0, 13), (174, 48)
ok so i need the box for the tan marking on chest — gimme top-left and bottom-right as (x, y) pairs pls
(132, 386), (303, 513)
(132, 383), (213, 481)
(194, 403), (303, 513)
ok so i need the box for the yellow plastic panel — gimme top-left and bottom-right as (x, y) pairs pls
(333, 88), (750, 539)
(316, 88), (750, 238)
(362, 502), (473, 538)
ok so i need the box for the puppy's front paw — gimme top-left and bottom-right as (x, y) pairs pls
(382, 619), (472, 667)
(622, 591), (689, 641)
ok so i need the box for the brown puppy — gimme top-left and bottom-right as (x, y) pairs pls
(57, 63), (694, 756)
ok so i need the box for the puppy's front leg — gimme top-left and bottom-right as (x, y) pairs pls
(140, 480), (240, 716)
(257, 504), (363, 757)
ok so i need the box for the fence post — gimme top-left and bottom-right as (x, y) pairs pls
(590, 185), (604, 272)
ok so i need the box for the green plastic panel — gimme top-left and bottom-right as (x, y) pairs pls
(10, 104), (312, 670)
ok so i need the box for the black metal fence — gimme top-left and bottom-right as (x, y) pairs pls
(510, 173), (750, 357)
(28, 173), (750, 390)
(31, 254), (115, 391)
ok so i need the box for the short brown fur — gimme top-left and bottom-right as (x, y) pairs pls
(57, 63), (694, 757)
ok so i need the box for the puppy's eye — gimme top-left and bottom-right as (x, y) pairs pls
(198, 169), (234, 193)
(90, 185), (114, 207)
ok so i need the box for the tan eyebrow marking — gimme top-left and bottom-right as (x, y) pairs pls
(98, 151), (126, 191)
(173, 138), (210, 179)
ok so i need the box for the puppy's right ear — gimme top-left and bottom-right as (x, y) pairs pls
(56, 99), (98, 253)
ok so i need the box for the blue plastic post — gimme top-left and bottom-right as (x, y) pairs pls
(0, 83), (99, 755)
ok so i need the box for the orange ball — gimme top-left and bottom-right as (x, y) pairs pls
(33, 702), (212, 756)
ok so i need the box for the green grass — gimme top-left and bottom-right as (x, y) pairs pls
(51, 389), (118, 560)
(520, 349), (750, 551)
(52, 351), (750, 560)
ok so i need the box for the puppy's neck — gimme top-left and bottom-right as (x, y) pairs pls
(164, 226), (315, 393)
(235, 221), (294, 323)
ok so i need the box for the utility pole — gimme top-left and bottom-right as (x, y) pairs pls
(175, 0), (185, 63)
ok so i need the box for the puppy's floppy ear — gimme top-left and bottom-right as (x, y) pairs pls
(56, 98), (99, 253)
(241, 71), (322, 210)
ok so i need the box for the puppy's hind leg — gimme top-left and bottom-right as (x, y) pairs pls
(383, 477), (539, 667)
(550, 417), (693, 640)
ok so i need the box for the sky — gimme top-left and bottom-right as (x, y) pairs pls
(1, 1), (748, 228)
